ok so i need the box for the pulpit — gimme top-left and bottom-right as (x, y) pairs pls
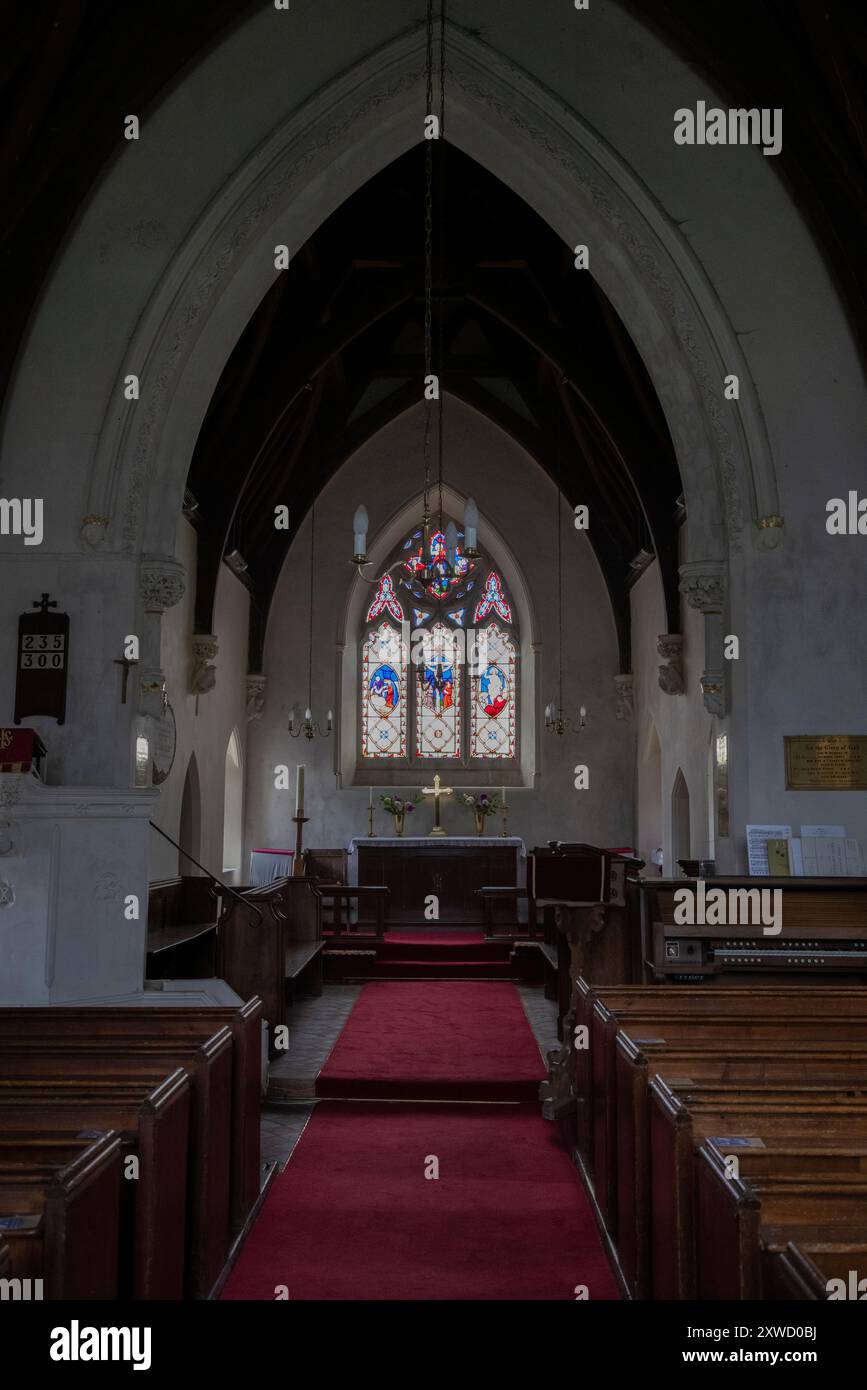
(530, 843), (644, 1136)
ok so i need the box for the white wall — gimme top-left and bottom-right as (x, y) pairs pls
(245, 398), (634, 863)
(149, 519), (250, 882)
(631, 536), (715, 874)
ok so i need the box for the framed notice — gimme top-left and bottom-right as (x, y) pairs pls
(15, 598), (69, 724)
(784, 735), (867, 790)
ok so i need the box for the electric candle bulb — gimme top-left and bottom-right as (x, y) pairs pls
(464, 496), (478, 551)
(353, 504), (369, 558)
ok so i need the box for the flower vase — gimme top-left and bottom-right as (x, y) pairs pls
(474, 811), (486, 837)
(393, 812), (405, 837)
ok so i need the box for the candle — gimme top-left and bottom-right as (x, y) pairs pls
(502, 787), (507, 808)
(295, 765), (305, 816)
(368, 786), (373, 808)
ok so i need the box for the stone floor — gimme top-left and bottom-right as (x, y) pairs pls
(260, 981), (559, 1170)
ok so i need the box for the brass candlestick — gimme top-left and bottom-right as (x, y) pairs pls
(292, 815), (309, 874)
(367, 804), (376, 837)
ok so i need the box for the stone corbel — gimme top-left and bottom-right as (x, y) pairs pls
(246, 674), (266, 721)
(613, 673), (634, 721)
(678, 560), (727, 716)
(80, 514), (111, 551)
(139, 556), (186, 614)
(754, 514), (785, 552)
(191, 635), (218, 695)
(657, 634), (684, 695)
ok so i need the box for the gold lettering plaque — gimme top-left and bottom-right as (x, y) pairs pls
(784, 735), (867, 790)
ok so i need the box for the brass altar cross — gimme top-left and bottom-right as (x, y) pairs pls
(422, 771), (452, 838)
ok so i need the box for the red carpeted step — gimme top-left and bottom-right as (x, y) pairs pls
(316, 980), (545, 1102)
(369, 959), (516, 979)
(221, 1101), (620, 1301)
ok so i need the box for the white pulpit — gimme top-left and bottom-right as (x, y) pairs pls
(0, 774), (158, 1004)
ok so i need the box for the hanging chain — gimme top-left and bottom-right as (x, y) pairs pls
(556, 383), (564, 717)
(422, 0), (435, 530)
(436, 0), (446, 534)
(307, 493), (316, 712)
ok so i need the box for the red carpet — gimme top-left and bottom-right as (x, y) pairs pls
(221, 1101), (619, 1301)
(316, 982), (545, 1100)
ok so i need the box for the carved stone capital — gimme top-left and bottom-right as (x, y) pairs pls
(613, 673), (634, 721)
(139, 556), (186, 613)
(657, 634), (684, 695)
(678, 560), (726, 612)
(246, 674), (267, 722)
(191, 635), (218, 695)
(80, 514), (111, 551)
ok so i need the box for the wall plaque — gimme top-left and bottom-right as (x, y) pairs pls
(150, 703), (176, 786)
(784, 735), (867, 790)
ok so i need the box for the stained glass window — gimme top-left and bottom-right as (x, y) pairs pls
(366, 574), (404, 623)
(361, 621), (406, 758)
(416, 622), (461, 759)
(404, 529), (472, 599)
(473, 571), (511, 623)
(471, 623), (516, 759)
(360, 549), (518, 767)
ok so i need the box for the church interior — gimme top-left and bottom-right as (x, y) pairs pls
(2, 0), (867, 1324)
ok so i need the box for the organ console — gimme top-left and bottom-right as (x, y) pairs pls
(643, 876), (867, 983)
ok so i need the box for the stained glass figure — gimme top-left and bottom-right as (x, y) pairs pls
(471, 623), (516, 758)
(366, 574), (405, 623)
(361, 622), (406, 758)
(416, 622), (461, 759)
(473, 571), (512, 624)
(404, 529), (471, 599)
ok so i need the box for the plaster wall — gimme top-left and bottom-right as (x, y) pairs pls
(148, 519), (251, 882)
(630, 543), (715, 875)
(245, 398), (634, 862)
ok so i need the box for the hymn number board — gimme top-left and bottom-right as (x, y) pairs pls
(15, 594), (69, 724)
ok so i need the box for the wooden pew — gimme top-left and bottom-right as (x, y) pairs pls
(574, 979), (867, 1167)
(0, 999), (263, 1231)
(648, 1078), (867, 1299)
(695, 1143), (867, 1298)
(586, 990), (867, 1225)
(0, 1070), (189, 1300)
(614, 1032), (867, 1297)
(0, 1131), (121, 1298)
(763, 1237), (867, 1300)
(147, 875), (220, 979)
(218, 879), (322, 1040)
(0, 1028), (232, 1299)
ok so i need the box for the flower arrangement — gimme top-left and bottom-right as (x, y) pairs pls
(379, 793), (421, 816)
(457, 791), (501, 816)
(379, 792), (421, 836)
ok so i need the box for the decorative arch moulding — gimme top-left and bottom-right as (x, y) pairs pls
(81, 23), (778, 579)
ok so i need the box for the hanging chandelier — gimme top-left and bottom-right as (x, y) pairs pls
(290, 493), (332, 740)
(350, 0), (479, 591)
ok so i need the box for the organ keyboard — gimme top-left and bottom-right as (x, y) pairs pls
(644, 876), (867, 982)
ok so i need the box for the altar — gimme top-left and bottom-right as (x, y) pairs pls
(348, 837), (526, 928)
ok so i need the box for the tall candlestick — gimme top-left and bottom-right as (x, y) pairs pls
(296, 765), (305, 816)
(368, 785), (373, 808)
(502, 786), (506, 808)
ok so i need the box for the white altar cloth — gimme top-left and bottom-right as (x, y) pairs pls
(249, 848), (294, 885)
